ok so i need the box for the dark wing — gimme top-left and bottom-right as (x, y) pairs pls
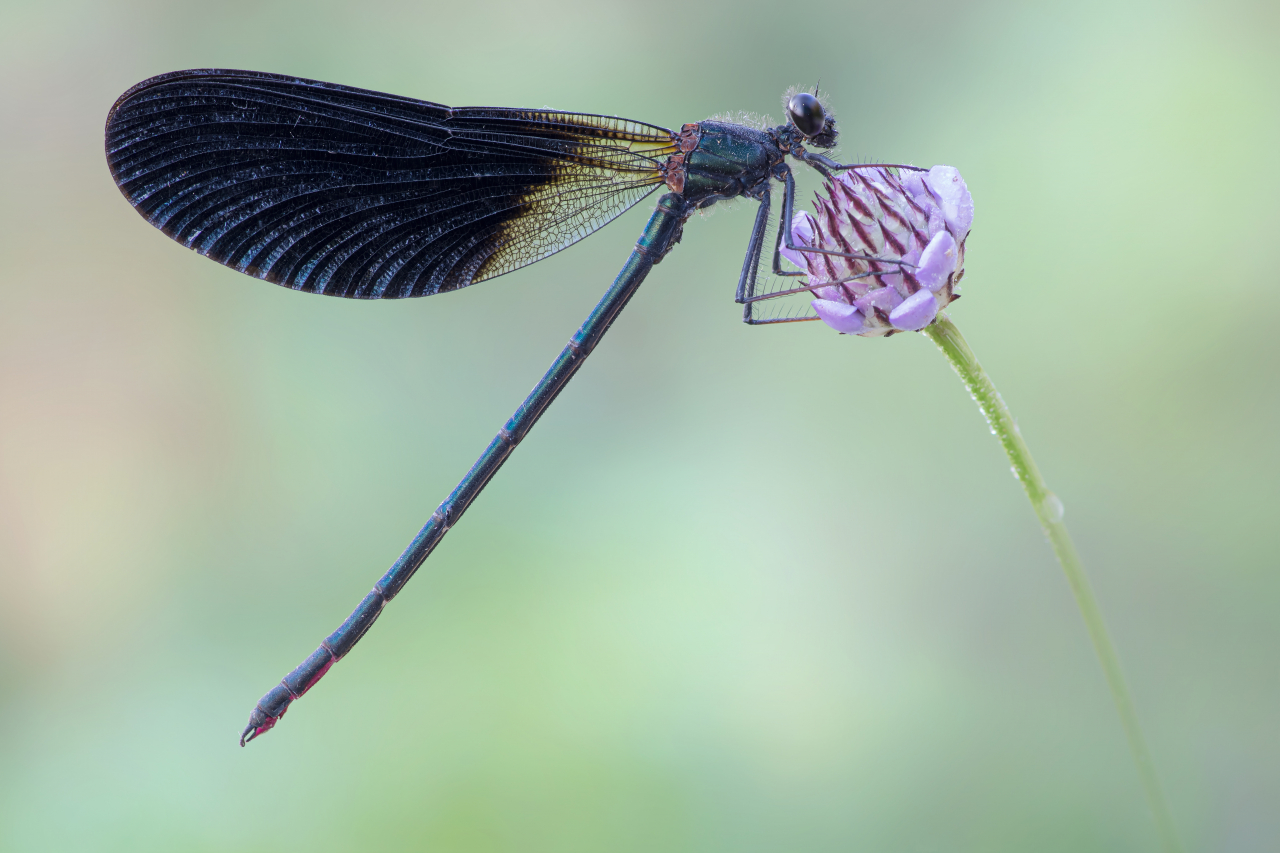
(105, 69), (677, 299)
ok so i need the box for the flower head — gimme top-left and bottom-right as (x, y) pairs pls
(786, 165), (973, 336)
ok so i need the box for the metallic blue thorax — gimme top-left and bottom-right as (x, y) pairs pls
(681, 121), (781, 206)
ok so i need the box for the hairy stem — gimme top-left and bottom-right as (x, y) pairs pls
(923, 313), (1181, 853)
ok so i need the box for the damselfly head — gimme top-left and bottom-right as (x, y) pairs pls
(786, 92), (824, 136)
(786, 92), (838, 149)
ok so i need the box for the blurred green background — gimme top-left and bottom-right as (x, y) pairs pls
(1, 0), (1277, 850)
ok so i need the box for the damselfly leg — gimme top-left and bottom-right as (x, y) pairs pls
(739, 164), (921, 326)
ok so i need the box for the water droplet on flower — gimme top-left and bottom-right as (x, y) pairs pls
(1040, 491), (1065, 523)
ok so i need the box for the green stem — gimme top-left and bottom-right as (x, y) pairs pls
(922, 314), (1182, 853)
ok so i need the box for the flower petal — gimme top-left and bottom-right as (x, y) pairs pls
(923, 166), (974, 239)
(854, 286), (903, 314)
(793, 211), (817, 245)
(812, 299), (866, 334)
(914, 230), (958, 292)
(900, 169), (926, 200)
(780, 212), (818, 269)
(888, 290), (939, 331)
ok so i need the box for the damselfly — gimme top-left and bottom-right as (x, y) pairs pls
(104, 69), (925, 744)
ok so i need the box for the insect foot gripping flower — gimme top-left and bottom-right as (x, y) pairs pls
(782, 165), (973, 336)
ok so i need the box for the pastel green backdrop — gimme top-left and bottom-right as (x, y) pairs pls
(0, 0), (1276, 850)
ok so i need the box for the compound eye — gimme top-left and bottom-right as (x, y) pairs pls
(787, 92), (826, 137)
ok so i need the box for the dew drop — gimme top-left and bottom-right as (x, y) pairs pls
(1040, 491), (1065, 524)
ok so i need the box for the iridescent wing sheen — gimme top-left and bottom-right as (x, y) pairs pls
(105, 69), (678, 299)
